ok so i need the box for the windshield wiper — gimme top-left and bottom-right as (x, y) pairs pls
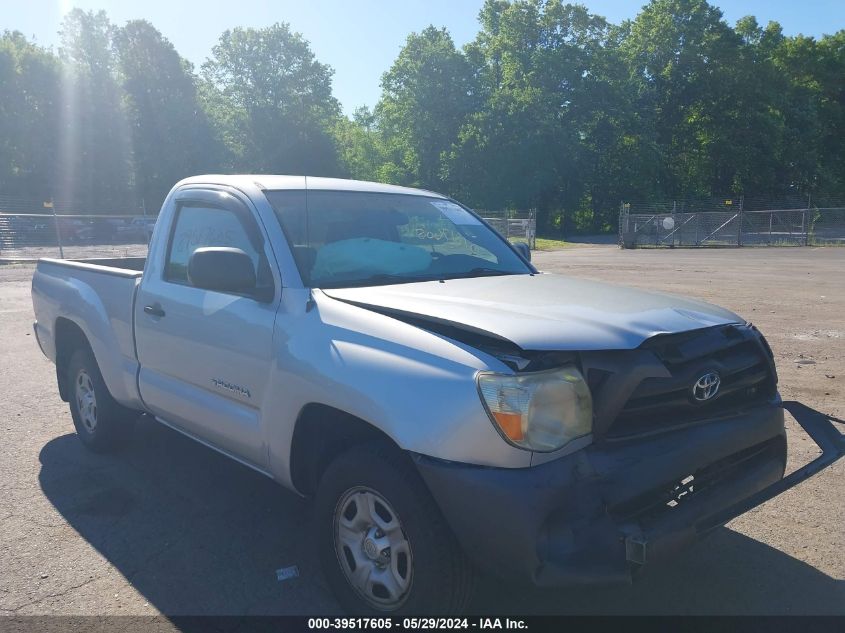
(323, 268), (519, 288)
(438, 267), (517, 280)
(325, 273), (437, 289)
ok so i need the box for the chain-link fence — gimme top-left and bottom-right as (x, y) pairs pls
(619, 196), (845, 248)
(479, 209), (537, 249)
(0, 196), (538, 261)
(0, 212), (155, 260)
(0, 195), (153, 260)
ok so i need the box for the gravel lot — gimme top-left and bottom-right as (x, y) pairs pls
(0, 246), (842, 616)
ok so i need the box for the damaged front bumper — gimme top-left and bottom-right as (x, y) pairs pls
(414, 400), (844, 586)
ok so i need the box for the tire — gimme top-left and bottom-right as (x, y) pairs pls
(67, 347), (134, 452)
(316, 441), (475, 615)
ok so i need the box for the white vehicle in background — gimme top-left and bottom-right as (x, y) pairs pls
(30, 175), (844, 614)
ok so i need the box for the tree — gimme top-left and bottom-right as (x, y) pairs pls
(615, 0), (801, 199)
(619, 0), (740, 196)
(376, 26), (477, 190)
(722, 16), (788, 196)
(446, 0), (576, 220)
(114, 20), (220, 208)
(771, 30), (845, 193)
(446, 1), (625, 232)
(333, 106), (387, 181)
(201, 23), (341, 175)
(813, 31), (845, 192)
(0, 32), (61, 198)
(58, 9), (133, 207)
(2, 3), (844, 230)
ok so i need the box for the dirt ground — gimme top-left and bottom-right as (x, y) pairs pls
(0, 246), (842, 616)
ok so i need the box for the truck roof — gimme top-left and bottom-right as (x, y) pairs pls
(176, 175), (448, 199)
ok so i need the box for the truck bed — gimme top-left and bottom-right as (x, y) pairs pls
(40, 256), (147, 273)
(31, 256), (147, 410)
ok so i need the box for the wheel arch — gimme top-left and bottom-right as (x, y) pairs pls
(289, 403), (405, 497)
(54, 317), (93, 402)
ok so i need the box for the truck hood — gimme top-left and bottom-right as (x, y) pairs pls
(321, 273), (743, 351)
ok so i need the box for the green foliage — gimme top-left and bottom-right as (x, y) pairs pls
(376, 26), (478, 190)
(114, 20), (220, 205)
(0, 31), (61, 196)
(58, 9), (133, 206)
(534, 236), (572, 250)
(201, 23), (342, 176)
(1, 1), (844, 227)
(332, 107), (386, 181)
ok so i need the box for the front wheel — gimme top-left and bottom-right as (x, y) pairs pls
(316, 442), (475, 615)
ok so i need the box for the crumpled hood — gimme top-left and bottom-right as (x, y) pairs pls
(321, 273), (743, 351)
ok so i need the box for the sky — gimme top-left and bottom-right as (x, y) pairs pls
(5, 0), (845, 115)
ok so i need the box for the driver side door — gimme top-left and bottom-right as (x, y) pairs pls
(135, 188), (278, 468)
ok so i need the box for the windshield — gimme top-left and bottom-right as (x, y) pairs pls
(266, 190), (532, 288)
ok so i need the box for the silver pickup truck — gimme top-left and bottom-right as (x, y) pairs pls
(31, 175), (843, 614)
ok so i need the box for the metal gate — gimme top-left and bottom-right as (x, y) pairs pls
(619, 203), (844, 248)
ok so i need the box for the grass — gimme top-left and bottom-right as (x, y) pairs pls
(511, 236), (572, 250)
(533, 236), (574, 251)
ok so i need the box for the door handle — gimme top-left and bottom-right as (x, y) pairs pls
(144, 304), (166, 317)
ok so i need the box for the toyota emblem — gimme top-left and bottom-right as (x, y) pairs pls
(692, 372), (721, 402)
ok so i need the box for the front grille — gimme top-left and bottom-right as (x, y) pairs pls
(607, 324), (777, 438)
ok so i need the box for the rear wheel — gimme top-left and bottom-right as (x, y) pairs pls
(316, 442), (475, 614)
(67, 348), (134, 452)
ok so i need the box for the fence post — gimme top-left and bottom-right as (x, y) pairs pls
(530, 208), (536, 249)
(768, 211), (773, 244)
(52, 205), (64, 259)
(804, 193), (811, 246)
(737, 196), (744, 247)
(671, 201), (677, 248)
(695, 211), (699, 245)
(618, 202), (624, 247)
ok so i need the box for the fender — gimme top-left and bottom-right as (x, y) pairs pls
(261, 289), (534, 488)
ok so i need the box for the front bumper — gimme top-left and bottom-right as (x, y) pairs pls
(414, 400), (844, 586)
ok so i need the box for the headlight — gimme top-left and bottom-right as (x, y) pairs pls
(477, 366), (593, 452)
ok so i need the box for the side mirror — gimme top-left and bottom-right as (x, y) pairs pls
(512, 241), (531, 262)
(188, 247), (256, 294)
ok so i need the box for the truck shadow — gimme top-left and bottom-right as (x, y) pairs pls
(38, 417), (844, 616)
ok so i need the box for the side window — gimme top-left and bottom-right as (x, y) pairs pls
(165, 204), (272, 293)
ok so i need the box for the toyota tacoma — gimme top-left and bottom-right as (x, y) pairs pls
(31, 175), (844, 614)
